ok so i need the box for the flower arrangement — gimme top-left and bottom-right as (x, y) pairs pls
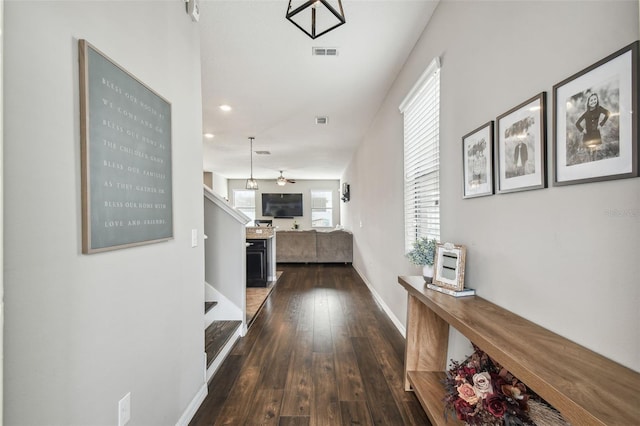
(443, 345), (568, 426)
(406, 237), (437, 266)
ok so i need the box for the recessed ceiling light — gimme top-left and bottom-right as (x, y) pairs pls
(219, 105), (232, 112)
(203, 133), (215, 139)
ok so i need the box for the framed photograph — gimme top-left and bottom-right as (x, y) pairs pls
(432, 243), (467, 292)
(553, 41), (638, 186)
(79, 40), (173, 253)
(462, 121), (494, 198)
(495, 93), (547, 194)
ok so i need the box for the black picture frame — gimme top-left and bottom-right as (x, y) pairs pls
(553, 41), (638, 186)
(462, 121), (494, 199)
(495, 92), (547, 194)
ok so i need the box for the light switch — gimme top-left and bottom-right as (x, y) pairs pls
(191, 229), (198, 247)
(118, 392), (131, 426)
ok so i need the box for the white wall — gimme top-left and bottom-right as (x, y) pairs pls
(0, 0), (4, 421)
(4, 2), (205, 425)
(343, 0), (639, 371)
(203, 193), (247, 321)
(211, 172), (229, 200)
(228, 179), (342, 230)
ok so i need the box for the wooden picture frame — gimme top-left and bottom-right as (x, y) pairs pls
(432, 243), (466, 292)
(553, 41), (638, 186)
(462, 121), (494, 198)
(79, 40), (173, 253)
(495, 92), (547, 194)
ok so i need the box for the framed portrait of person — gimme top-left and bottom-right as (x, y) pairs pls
(553, 41), (638, 186)
(495, 92), (547, 194)
(462, 121), (494, 199)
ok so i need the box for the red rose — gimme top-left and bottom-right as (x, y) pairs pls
(453, 398), (475, 421)
(485, 395), (506, 418)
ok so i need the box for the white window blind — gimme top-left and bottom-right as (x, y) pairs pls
(310, 190), (333, 228)
(233, 189), (256, 226)
(400, 58), (440, 252)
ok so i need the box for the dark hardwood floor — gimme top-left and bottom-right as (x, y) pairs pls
(190, 264), (431, 426)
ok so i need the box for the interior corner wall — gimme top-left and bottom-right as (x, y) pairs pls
(343, 0), (639, 371)
(4, 2), (205, 425)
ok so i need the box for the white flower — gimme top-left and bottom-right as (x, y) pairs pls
(472, 372), (493, 399)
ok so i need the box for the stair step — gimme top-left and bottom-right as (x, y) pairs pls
(204, 301), (218, 314)
(205, 320), (242, 368)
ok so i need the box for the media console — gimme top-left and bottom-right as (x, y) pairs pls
(397, 275), (640, 426)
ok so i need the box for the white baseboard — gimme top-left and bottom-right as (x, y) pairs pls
(352, 265), (406, 338)
(206, 324), (241, 383)
(175, 382), (208, 426)
(176, 323), (241, 425)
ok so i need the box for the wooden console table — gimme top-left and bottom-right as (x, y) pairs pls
(398, 275), (640, 426)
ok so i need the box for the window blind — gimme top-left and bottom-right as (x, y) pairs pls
(233, 189), (256, 225)
(400, 58), (440, 252)
(310, 190), (333, 227)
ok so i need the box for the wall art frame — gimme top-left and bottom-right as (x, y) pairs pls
(79, 39), (173, 254)
(553, 40), (638, 186)
(495, 92), (547, 194)
(462, 121), (494, 198)
(432, 242), (467, 292)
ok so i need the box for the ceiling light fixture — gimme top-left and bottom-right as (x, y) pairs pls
(246, 137), (259, 190)
(277, 171), (287, 186)
(276, 171), (296, 186)
(219, 104), (232, 112)
(286, 0), (346, 40)
(203, 133), (214, 139)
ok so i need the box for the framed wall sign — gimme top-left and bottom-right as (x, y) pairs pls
(553, 41), (638, 186)
(462, 121), (494, 198)
(79, 40), (173, 253)
(432, 243), (467, 292)
(495, 92), (547, 194)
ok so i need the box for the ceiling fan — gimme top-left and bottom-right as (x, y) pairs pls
(276, 170), (296, 186)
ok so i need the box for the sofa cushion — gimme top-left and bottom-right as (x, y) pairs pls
(276, 230), (317, 263)
(316, 230), (353, 263)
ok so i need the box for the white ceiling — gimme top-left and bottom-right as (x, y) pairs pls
(200, 0), (438, 181)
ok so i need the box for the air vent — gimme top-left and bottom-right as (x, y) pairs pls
(315, 116), (328, 125)
(312, 47), (339, 56)
(255, 150), (271, 155)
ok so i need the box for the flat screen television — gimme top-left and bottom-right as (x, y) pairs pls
(262, 193), (303, 217)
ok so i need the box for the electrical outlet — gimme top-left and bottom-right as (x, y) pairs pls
(118, 392), (131, 426)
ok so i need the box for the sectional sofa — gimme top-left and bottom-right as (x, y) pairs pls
(275, 229), (353, 263)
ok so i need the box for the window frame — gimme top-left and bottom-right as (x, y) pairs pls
(232, 189), (257, 226)
(310, 189), (334, 228)
(400, 57), (441, 252)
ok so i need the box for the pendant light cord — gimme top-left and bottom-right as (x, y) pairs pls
(249, 137), (254, 179)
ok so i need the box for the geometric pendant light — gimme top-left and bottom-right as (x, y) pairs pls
(286, 0), (346, 40)
(246, 137), (259, 190)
